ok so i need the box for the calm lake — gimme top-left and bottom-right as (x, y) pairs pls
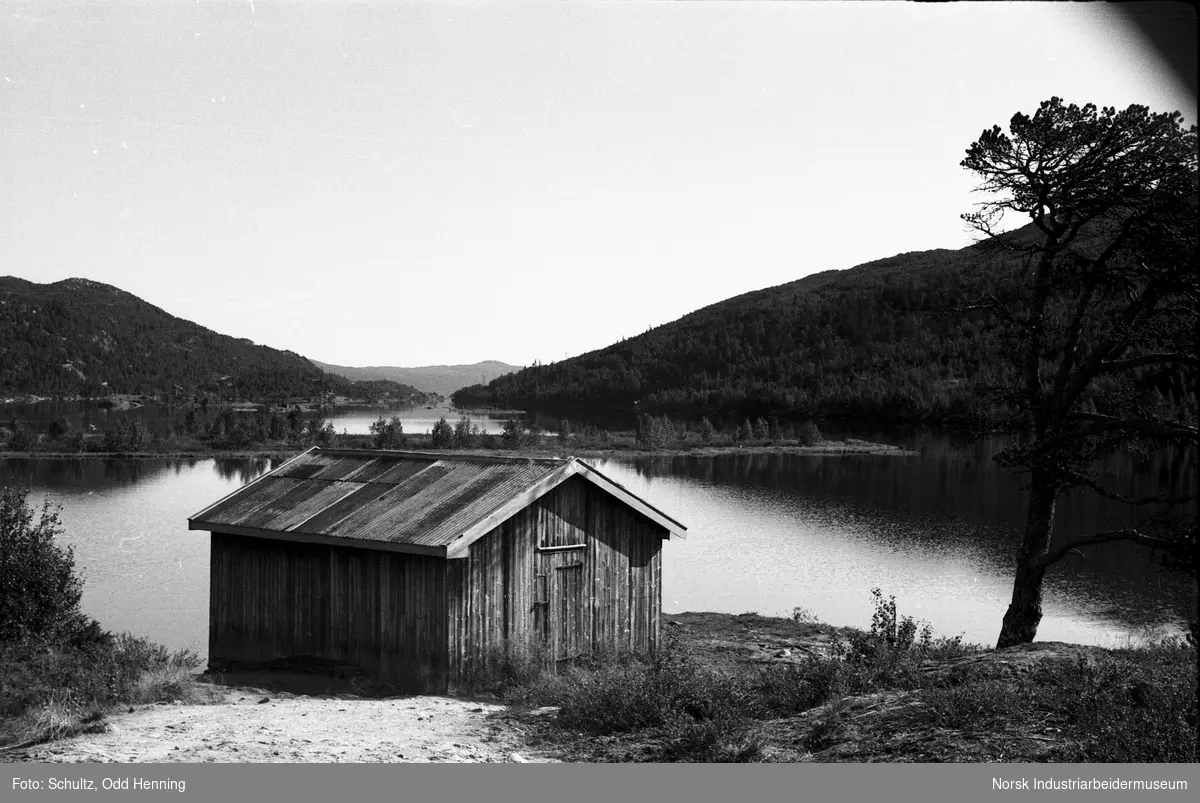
(1, 432), (1193, 659)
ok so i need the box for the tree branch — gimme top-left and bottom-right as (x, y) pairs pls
(1048, 281), (1097, 405)
(1039, 528), (1178, 568)
(1062, 469), (1195, 507)
(1098, 353), (1200, 373)
(1054, 279), (1163, 419)
(948, 293), (1027, 326)
(1061, 416), (1198, 442)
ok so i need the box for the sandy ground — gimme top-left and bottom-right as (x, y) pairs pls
(12, 679), (557, 764)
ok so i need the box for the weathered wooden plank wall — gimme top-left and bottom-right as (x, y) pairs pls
(448, 476), (665, 680)
(586, 480), (663, 655)
(210, 475), (666, 691)
(448, 510), (535, 680)
(209, 532), (447, 692)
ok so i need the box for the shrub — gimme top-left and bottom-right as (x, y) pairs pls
(830, 588), (970, 690)
(796, 420), (823, 446)
(0, 487), (87, 643)
(429, 417), (454, 449)
(921, 677), (1015, 731)
(314, 422), (336, 448)
(0, 631), (205, 747)
(636, 414), (674, 449)
(457, 640), (549, 696)
(1048, 643), (1198, 762)
(6, 424), (32, 451)
(754, 660), (843, 716)
(661, 716), (765, 763)
(791, 606), (819, 625)
(0, 486), (211, 748)
(369, 416), (406, 449)
(47, 417), (71, 440)
(844, 588), (935, 659)
(513, 634), (759, 747)
(453, 417), (475, 449)
(501, 419), (526, 448)
(802, 697), (853, 753)
(102, 418), (151, 452)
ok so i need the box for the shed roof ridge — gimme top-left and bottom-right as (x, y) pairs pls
(190, 447), (685, 551)
(312, 447), (570, 466)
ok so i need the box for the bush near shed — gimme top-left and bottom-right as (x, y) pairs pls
(0, 486), (213, 751)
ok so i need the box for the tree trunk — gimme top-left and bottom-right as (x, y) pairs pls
(997, 472), (1058, 649)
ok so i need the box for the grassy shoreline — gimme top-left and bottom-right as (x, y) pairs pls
(0, 632), (219, 753)
(498, 609), (1198, 763)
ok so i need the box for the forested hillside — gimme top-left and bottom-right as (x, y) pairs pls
(453, 239), (1030, 424)
(0, 277), (425, 402)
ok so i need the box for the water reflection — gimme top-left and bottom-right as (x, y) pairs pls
(212, 457), (274, 485)
(3, 456), (180, 490)
(0, 436), (1192, 654)
(0, 456), (277, 656)
(598, 441), (1194, 646)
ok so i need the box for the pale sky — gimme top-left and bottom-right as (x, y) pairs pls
(2, 1), (1194, 368)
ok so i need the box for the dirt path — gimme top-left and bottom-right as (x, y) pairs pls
(13, 682), (556, 764)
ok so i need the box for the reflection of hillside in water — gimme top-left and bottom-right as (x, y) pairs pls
(622, 441), (1195, 538)
(615, 439), (1196, 618)
(1, 455), (283, 496)
(1, 457), (191, 491)
(0, 455), (293, 494)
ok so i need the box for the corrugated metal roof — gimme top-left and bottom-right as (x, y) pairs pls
(188, 448), (582, 551)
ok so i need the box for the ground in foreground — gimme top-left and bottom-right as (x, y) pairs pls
(6, 612), (1195, 764)
(9, 675), (552, 764)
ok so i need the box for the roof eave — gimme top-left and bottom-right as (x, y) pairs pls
(572, 459), (688, 540)
(444, 457), (688, 559)
(188, 520), (449, 559)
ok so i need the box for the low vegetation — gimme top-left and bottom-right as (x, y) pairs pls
(1, 406), (338, 456)
(0, 486), (214, 751)
(487, 593), (1198, 763)
(359, 412), (834, 455)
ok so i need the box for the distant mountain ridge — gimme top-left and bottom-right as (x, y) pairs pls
(311, 360), (521, 399)
(0, 276), (425, 403)
(451, 236), (1032, 424)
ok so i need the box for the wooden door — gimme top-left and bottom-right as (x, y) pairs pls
(555, 563), (583, 660)
(534, 549), (585, 662)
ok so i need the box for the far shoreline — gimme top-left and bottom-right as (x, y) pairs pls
(0, 438), (917, 462)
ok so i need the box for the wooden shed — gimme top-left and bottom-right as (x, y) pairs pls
(188, 447), (686, 692)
